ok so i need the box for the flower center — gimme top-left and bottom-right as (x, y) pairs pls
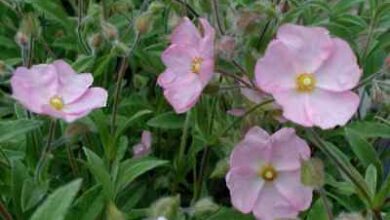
(191, 57), (203, 74)
(259, 164), (277, 181)
(296, 73), (316, 92)
(49, 96), (64, 110)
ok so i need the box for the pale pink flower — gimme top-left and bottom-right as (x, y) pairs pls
(133, 130), (152, 158)
(11, 60), (107, 122)
(255, 24), (362, 129)
(227, 108), (246, 117)
(158, 17), (215, 113)
(226, 126), (313, 220)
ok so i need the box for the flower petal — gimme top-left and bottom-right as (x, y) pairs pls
(198, 58), (214, 86)
(171, 17), (201, 47)
(198, 18), (215, 59)
(315, 38), (362, 91)
(307, 89), (360, 129)
(277, 24), (332, 73)
(274, 170), (313, 211)
(162, 74), (203, 113)
(226, 167), (264, 213)
(63, 87), (108, 115)
(158, 69), (177, 88)
(255, 40), (297, 93)
(252, 184), (300, 220)
(230, 126), (271, 171)
(53, 60), (94, 103)
(273, 90), (314, 127)
(270, 128), (311, 171)
(141, 131), (152, 148)
(11, 64), (58, 113)
(161, 44), (196, 74)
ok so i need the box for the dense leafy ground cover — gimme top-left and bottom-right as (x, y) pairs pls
(0, 0), (389, 219)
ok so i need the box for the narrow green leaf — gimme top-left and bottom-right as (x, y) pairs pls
(30, 179), (82, 220)
(67, 185), (105, 220)
(345, 128), (382, 173)
(21, 178), (48, 211)
(206, 207), (255, 220)
(147, 112), (185, 129)
(83, 148), (114, 198)
(115, 157), (168, 194)
(365, 165), (377, 196)
(374, 174), (390, 208)
(0, 119), (43, 143)
(347, 121), (390, 138)
(115, 110), (153, 140)
(27, 0), (73, 30)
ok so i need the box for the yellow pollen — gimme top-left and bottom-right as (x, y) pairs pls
(49, 96), (64, 110)
(191, 57), (203, 74)
(259, 164), (277, 181)
(296, 73), (316, 92)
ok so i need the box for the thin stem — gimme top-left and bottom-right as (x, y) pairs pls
(177, 110), (192, 171)
(212, 0), (224, 35)
(66, 143), (79, 176)
(35, 119), (57, 182)
(0, 200), (12, 220)
(217, 69), (255, 89)
(111, 33), (140, 134)
(111, 57), (129, 134)
(362, 11), (377, 62)
(209, 99), (274, 144)
(354, 70), (384, 89)
(319, 188), (334, 220)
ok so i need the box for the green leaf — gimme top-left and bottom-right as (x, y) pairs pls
(27, 0), (73, 31)
(67, 185), (105, 220)
(365, 165), (377, 196)
(0, 119), (43, 143)
(115, 157), (168, 194)
(206, 207), (255, 220)
(374, 174), (390, 208)
(21, 178), (48, 211)
(115, 109), (152, 141)
(345, 128), (382, 173)
(307, 199), (329, 220)
(83, 148), (114, 199)
(347, 121), (390, 138)
(72, 55), (96, 73)
(147, 112), (185, 129)
(30, 179), (82, 220)
(333, 0), (365, 14)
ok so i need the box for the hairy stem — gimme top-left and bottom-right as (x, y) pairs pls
(0, 200), (13, 220)
(35, 119), (57, 182)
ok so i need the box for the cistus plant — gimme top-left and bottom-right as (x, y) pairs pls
(0, 1), (388, 220)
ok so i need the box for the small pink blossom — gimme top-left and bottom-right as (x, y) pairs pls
(158, 17), (215, 113)
(227, 108), (246, 117)
(226, 126), (313, 220)
(255, 24), (362, 129)
(133, 131), (152, 158)
(11, 60), (107, 122)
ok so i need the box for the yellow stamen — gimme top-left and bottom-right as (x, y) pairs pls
(259, 164), (277, 181)
(49, 96), (64, 110)
(296, 73), (316, 93)
(191, 57), (203, 74)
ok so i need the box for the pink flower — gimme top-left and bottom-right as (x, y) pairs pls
(226, 127), (313, 220)
(133, 131), (152, 158)
(158, 17), (215, 113)
(255, 24), (362, 129)
(11, 60), (108, 122)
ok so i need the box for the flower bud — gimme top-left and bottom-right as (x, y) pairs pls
(88, 33), (103, 51)
(217, 36), (236, 59)
(301, 158), (325, 188)
(135, 13), (152, 34)
(15, 31), (29, 47)
(150, 195), (180, 219)
(210, 158), (229, 178)
(101, 21), (118, 40)
(192, 197), (219, 217)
